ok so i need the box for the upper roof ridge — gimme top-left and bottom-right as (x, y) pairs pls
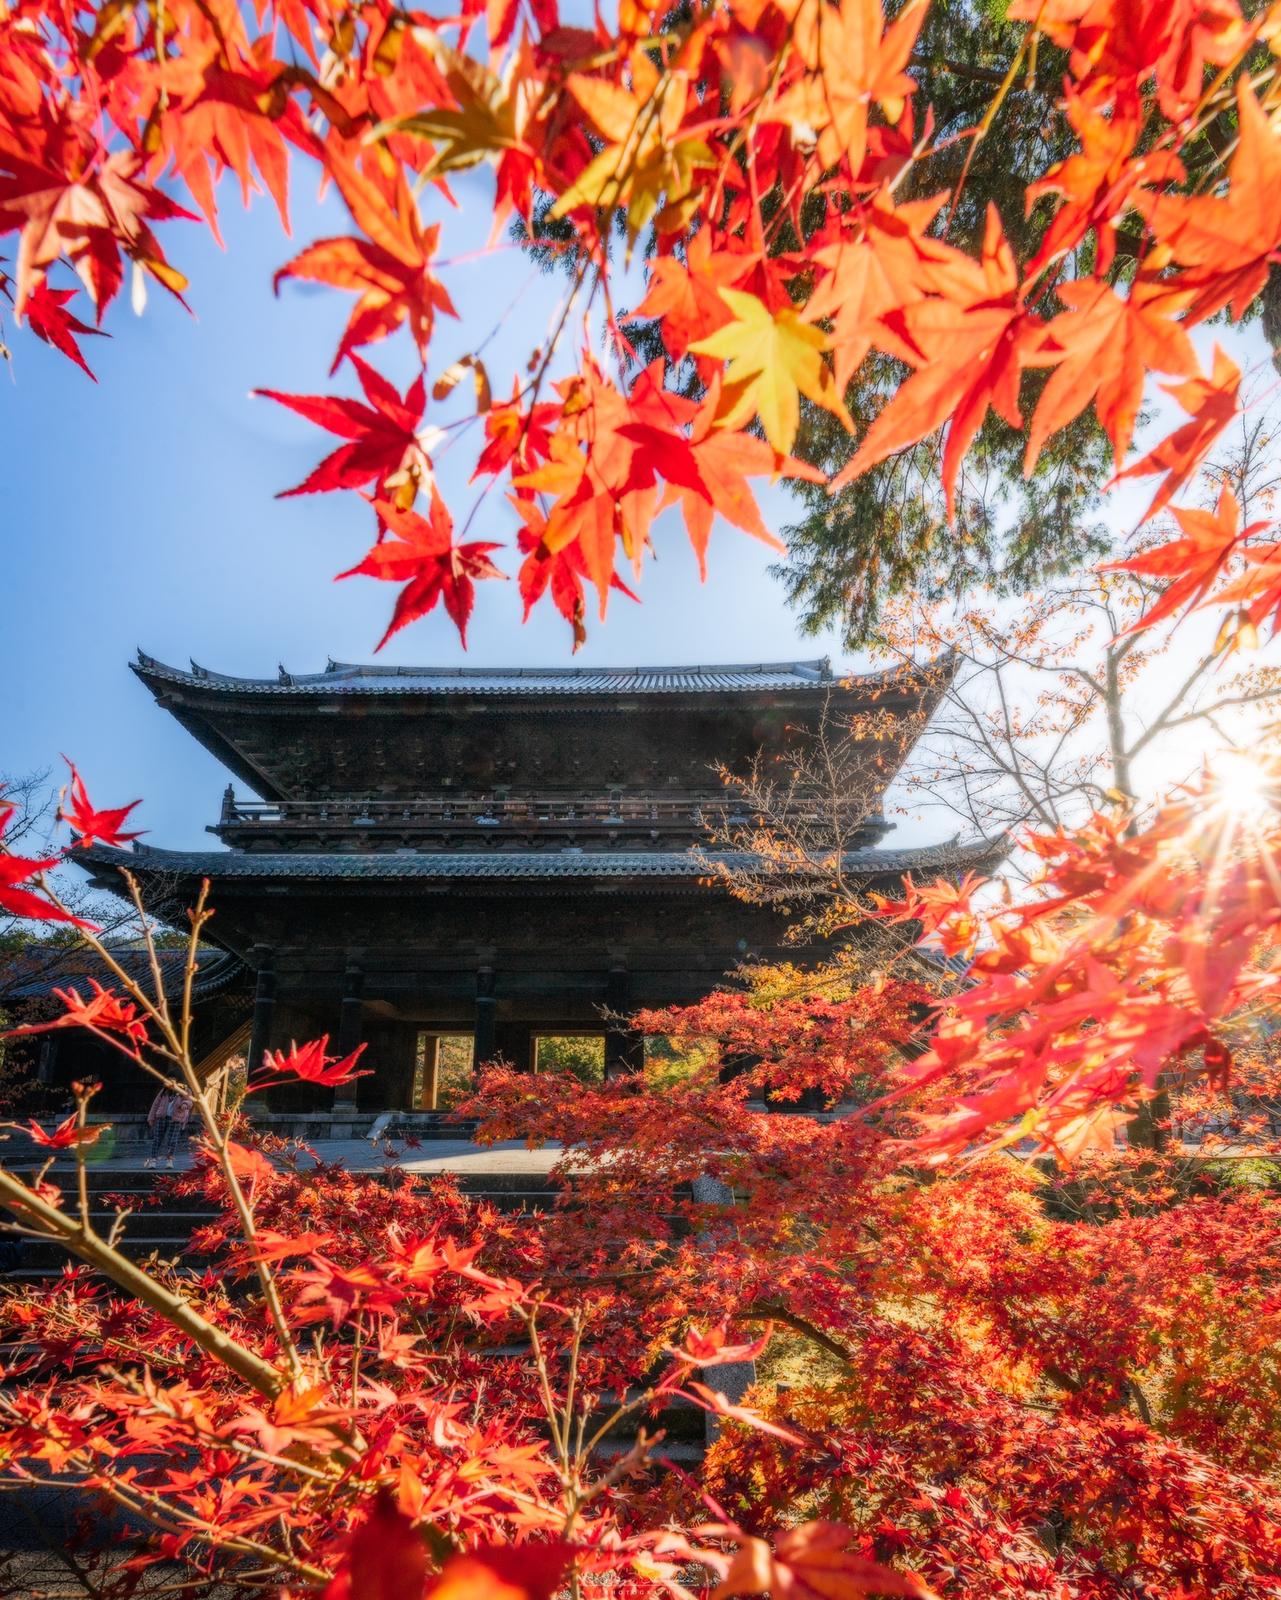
(317, 657), (830, 679)
(130, 652), (944, 695)
(132, 649), (869, 694)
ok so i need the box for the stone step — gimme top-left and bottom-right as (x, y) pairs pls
(7, 1170), (214, 1203)
(452, 1171), (564, 1193)
(593, 1438), (704, 1464)
(12, 1238), (216, 1271)
(380, 1128), (482, 1143)
(466, 1190), (559, 1214)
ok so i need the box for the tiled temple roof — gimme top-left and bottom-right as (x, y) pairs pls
(131, 653), (938, 698)
(0, 944), (245, 1001)
(79, 837), (1002, 883)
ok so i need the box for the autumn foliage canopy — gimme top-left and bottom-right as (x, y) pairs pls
(7, 0), (1281, 646)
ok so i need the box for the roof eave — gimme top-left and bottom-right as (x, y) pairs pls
(75, 834), (1007, 890)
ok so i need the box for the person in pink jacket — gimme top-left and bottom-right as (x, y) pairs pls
(145, 1087), (193, 1168)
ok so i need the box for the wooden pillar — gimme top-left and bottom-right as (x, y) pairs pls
(36, 1035), (58, 1087)
(496, 1020), (536, 1071)
(337, 962), (365, 1057)
(474, 967), (497, 1068)
(718, 1049), (756, 1086)
(246, 947), (276, 1075)
(605, 966), (644, 1078)
(334, 962), (365, 1109)
(423, 1036), (441, 1111)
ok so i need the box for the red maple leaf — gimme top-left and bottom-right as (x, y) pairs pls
(340, 493), (505, 649)
(473, 382), (559, 481)
(274, 152), (457, 373)
(322, 1490), (428, 1600)
(2, 980), (148, 1051)
(1103, 484), (1264, 633)
(259, 1036), (371, 1088)
(0, 143), (193, 316)
(1114, 345), (1241, 521)
(21, 278), (103, 380)
(869, 871), (985, 957)
(10, 1112), (103, 1151)
(513, 501), (639, 651)
(255, 356), (431, 506)
(59, 760), (143, 850)
(0, 806), (95, 929)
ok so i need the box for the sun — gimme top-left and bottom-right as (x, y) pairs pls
(1207, 748), (1281, 822)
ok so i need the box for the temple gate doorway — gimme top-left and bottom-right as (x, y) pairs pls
(531, 1034), (606, 1082)
(411, 1033), (474, 1110)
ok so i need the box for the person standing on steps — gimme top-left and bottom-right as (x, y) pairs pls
(145, 1086), (185, 1167)
(165, 1089), (192, 1167)
(146, 1081), (173, 1171)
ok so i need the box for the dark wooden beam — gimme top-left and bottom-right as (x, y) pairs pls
(246, 947), (276, 1075)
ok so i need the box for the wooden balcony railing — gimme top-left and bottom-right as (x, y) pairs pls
(209, 790), (761, 851)
(217, 793), (722, 828)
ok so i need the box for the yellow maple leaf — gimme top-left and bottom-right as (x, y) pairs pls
(689, 288), (851, 454)
(549, 56), (713, 242)
(377, 33), (534, 176)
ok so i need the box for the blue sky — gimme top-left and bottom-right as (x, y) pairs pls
(3, 163), (1275, 860)
(2, 169), (850, 852)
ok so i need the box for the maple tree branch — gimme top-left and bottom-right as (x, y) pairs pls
(39, 871), (304, 1385)
(0, 1165), (283, 1398)
(734, 1300), (857, 1369)
(1124, 648), (1227, 764)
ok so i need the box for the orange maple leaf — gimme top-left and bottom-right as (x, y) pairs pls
(767, 0), (926, 174)
(274, 153), (457, 372)
(1023, 88), (1184, 280)
(1103, 484), (1263, 633)
(632, 228), (753, 358)
(1026, 275), (1198, 469)
(831, 206), (1045, 518)
(708, 1520), (936, 1600)
(1141, 78), (1281, 322)
(805, 191), (952, 392)
(1113, 345), (1241, 521)
(1196, 533), (1281, 639)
